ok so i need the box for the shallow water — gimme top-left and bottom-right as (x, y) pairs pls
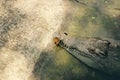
(0, 0), (120, 80)
(34, 0), (120, 80)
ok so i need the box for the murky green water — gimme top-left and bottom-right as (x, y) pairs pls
(33, 0), (120, 80)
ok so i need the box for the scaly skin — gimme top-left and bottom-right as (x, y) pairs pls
(54, 37), (120, 77)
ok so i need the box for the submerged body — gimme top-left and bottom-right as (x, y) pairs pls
(54, 37), (120, 77)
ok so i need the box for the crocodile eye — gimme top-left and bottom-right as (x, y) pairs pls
(53, 37), (60, 46)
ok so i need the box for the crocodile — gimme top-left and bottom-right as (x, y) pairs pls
(53, 37), (120, 77)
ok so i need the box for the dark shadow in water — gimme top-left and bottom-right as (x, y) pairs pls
(33, 51), (55, 80)
(101, 15), (120, 40)
(33, 50), (120, 80)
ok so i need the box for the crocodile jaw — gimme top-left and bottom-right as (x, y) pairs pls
(58, 39), (99, 68)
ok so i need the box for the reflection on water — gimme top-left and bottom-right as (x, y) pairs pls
(33, 0), (120, 80)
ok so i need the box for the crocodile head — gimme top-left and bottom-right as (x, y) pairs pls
(53, 36), (120, 76)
